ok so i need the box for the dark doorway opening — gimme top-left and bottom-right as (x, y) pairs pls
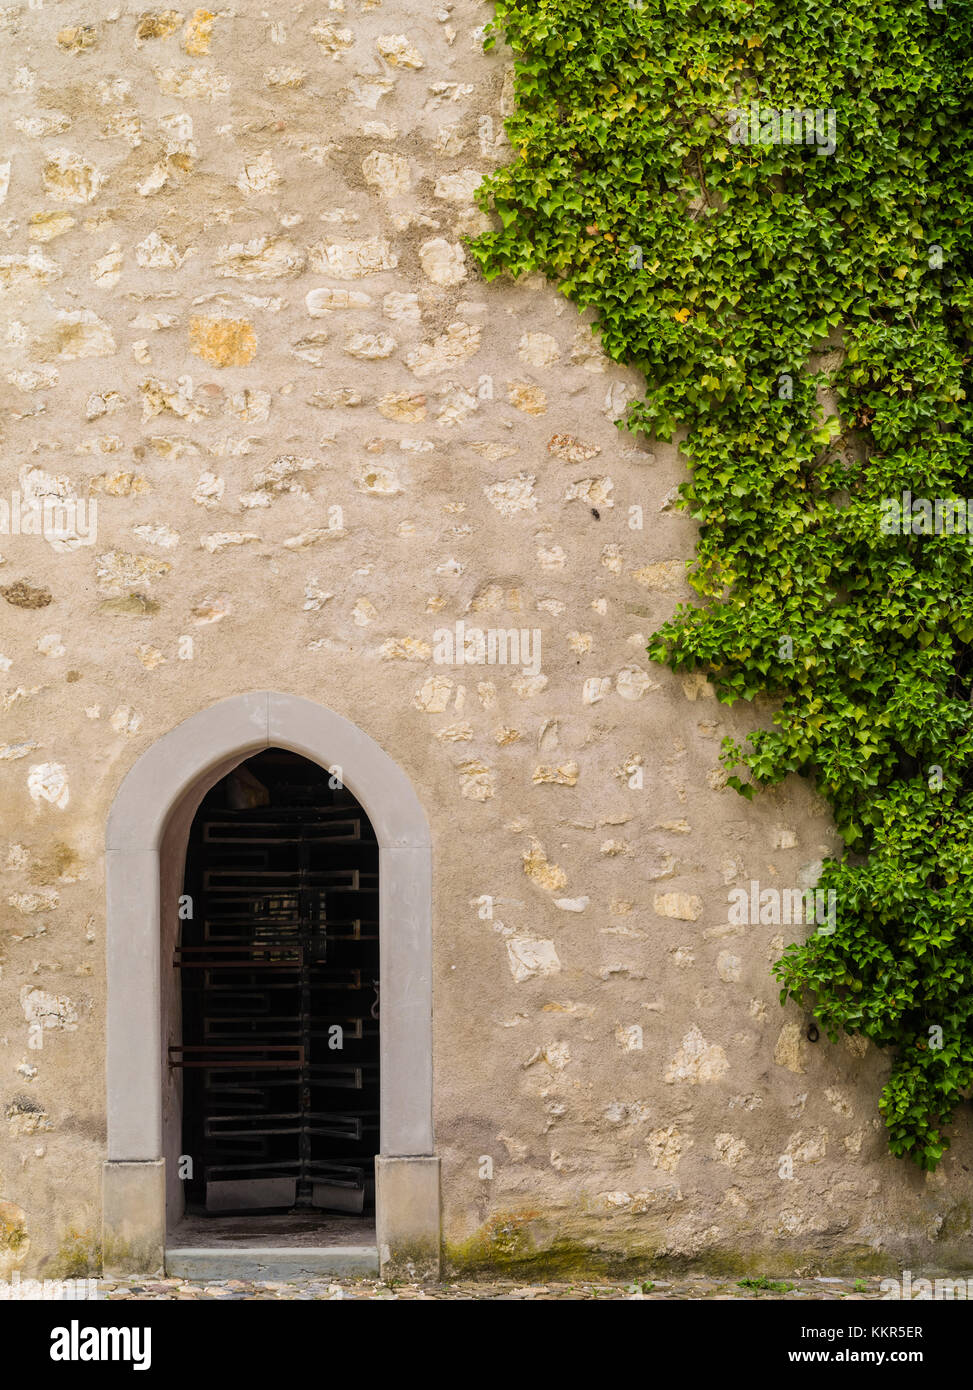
(174, 748), (379, 1221)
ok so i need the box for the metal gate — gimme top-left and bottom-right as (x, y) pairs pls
(172, 759), (379, 1216)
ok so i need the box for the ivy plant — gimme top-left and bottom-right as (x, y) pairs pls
(471, 0), (973, 1169)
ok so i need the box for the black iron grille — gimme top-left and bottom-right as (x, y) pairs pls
(173, 757), (379, 1216)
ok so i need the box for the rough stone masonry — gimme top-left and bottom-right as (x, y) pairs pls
(0, 0), (969, 1282)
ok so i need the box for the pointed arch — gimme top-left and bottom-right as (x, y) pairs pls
(102, 692), (438, 1277)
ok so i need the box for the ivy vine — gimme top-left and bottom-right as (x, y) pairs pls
(471, 0), (973, 1168)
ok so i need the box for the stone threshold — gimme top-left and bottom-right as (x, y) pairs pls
(165, 1245), (379, 1280)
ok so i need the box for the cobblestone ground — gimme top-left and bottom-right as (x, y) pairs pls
(94, 1274), (919, 1301)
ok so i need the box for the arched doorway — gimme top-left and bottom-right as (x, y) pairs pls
(102, 693), (439, 1279)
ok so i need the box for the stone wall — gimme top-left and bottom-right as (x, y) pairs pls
(0, 0), (968, 1280)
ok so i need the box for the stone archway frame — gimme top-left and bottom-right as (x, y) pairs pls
(102, 691), (439, 1277)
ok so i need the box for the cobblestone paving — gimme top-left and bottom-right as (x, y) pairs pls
(94, 1274), (918, 1301)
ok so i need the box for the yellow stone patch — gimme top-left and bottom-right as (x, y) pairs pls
(29, 212), (76, 242)
(182, 8), (214, 55)
(0, 1199), (29, 1274)
(188, 316), (257, 367)
(532, 763), (580, 787)
(523, 840), (567, 894)
(89, 471), (151, 497)
(377, 391), (427, 423)
(43, 154), (103, 204)
(136, 10), (183, 42)
(57, 25), (97, 52)
(507, 380), (548, 415)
